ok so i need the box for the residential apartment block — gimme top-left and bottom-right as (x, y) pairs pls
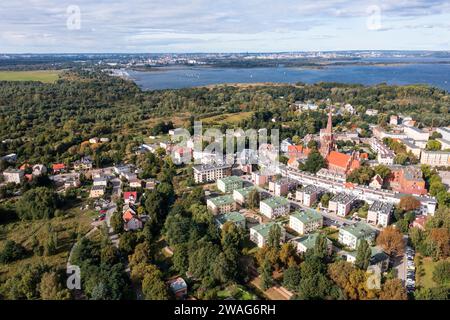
(193, 164), (232, 183)
(217, 176), (243, 193)
(295, 185), (324, 207)
(289, 210), (323, 235)
(259, 196), (291, 219)
(328, 193), (356, 217)
(420, 150), (450, 167)
(291, 233), (332, 254)
(367, 201), (393, 227)
(233, 186), (257, 205)
(207, 195), (237, 214)
(338, 222), (377, 250)
(250, 222), (286, 248)
(215, 212), (246, 229)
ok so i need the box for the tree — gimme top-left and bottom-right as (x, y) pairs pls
(0, 240), (26, 264)
(373, 165), (391, 180)
(141, 266), (169, 300)
(355, 240), (371, 270)
(282, 265), (302, 291)
(247, 189), (260, 210)
(398, 196), (420, 212)
(164, 214), (192, 247)
(428, 228), (449, 259)
(279, 242), (299, 268)
(426, 140), (441, 151)
(212, 252), (236, 284)
(260, 258), (273, 291)
(314, 234), (330, 259)
(346, 166), (375, 185)
(128, 242), (151, 268)
(39, 272), (71, 300)
(267, 224), (282, 250)
(320, 193), (331, 207)
(300, 151), (326, 174)
(379, 279), (407, 300)
(432, 260), (450, 285)
(16, 187), (58, 220)
(376, 226), (405, 257)
(118, 231), (138, 255)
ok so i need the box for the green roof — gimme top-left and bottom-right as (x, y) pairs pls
(218, 176), (243, 185)
(290, 209), (322, 224)
(251, 222), (283, 238)
(261, 196), (290, 209)
(341, 222), (376, 239)
(208, 195), (235, 206)
(234, 186), (257, 198)
(216, 212), (245, 225)
(293, 233), (328, 250)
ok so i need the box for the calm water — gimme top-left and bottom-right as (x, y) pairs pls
(128, 63), (450, 91)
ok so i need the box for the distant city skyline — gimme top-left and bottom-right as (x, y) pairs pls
(1, 0), (450, 53)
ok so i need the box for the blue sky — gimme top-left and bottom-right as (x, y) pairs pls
(1, 0), (450, 53)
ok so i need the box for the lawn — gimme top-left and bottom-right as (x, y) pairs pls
(201, 111), (253, 125)
(0, 70), (61, 83)
(217, 284), (256, 300)
(416, 256), (440, 289)
(0, 201), (93, 280)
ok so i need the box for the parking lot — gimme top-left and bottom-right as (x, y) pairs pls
(405, 246), (416, 294)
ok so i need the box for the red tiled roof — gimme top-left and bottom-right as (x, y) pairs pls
(326, 151), (351, 169)
(52, 163), (65, 170)
(122, 210), (135, 222)
(124, 191), (137, 200)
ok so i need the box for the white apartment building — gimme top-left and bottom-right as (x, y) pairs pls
(338, 222), (377, 250)
(367, 201), (393, 227)
(401, 139), (422, 158)
(289, 210), (323, 235)
(404, 126), (430, 141)
(2, 168), (24, 184)
(328, 193), (356, 217)
(295, 185), (324, 207)
(259, 196), (291, 219)
(193, 164), (232, 183)
(420, 151), (450, 167)
(436, 127), (450, 141)
(206, 195), (237, 215)
(250, 222), (286, 248)
(369, 138), (395, 165)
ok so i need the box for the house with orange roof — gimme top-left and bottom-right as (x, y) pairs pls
(326, 151), (360, 176)
(287, 157), (300, 169)
(123, 209), (143, 231)
(287, 145), (311, 160)
(124, 191), (138, 204)
(52, 163), (66, 173)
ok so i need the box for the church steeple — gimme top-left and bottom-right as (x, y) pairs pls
(319, 108), (335, 157)
(326, 109), (333, 133)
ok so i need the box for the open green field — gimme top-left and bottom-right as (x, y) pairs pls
(416, 256), (439, 289)
(0, 70), (61, 83)
(0, 202), (93, 280)
(201, 111), (254, 125)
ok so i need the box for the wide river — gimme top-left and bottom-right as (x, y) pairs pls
(127, 62), (450, 91)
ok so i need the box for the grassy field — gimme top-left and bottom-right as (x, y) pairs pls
(201, 111), (254, 125)
(416, 256), (439, 289)
(0, 70), (61, 83)
(0, 202), (94, 280)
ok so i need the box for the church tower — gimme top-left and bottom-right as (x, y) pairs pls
(319, 109), (334, 157)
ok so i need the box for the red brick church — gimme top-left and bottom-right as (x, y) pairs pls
(320, 110), (361, 175)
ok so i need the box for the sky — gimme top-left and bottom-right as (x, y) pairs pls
(1, 0), (450, 53)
